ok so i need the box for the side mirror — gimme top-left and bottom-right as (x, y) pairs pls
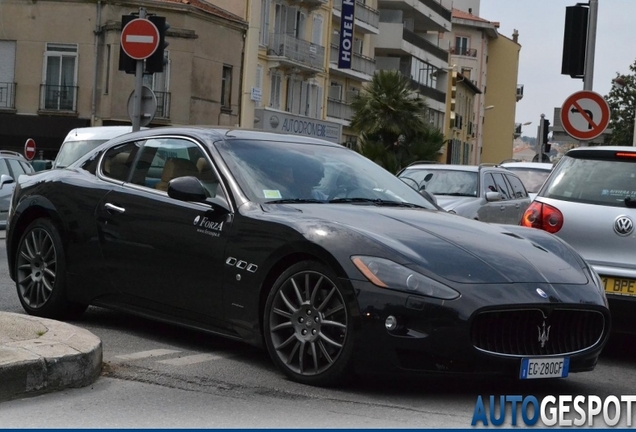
(168, 176), (209, 203)
(0, 174), (15, 189)
(485, 191), (502, 202)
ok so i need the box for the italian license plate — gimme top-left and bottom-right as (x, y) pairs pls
(520, 357), (569, 379)
(602, 276), (636, 296)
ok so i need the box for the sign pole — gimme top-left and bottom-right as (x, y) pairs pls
(131, 7), (146, 132)
(581, 0), (598, 147)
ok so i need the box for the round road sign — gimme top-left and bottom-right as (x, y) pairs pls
(560, 90), (611, 141)
(24, 138), (36, 161)
(121, 18), (160, 60)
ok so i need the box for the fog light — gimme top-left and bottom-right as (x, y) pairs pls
(385, 315), (398, 331)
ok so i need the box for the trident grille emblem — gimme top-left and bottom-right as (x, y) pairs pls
(537, 321), (551, 348)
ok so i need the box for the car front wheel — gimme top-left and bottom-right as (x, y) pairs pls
(264, 261), (354, 386)
(15, 218), (87, 319)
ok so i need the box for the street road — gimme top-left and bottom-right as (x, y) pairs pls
(0, 237), (635, 428)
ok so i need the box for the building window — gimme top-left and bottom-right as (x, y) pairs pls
(0, 40), (16, 109)
(143, 51), (171, 118)
(270, 71), (282, 109)
(259, 0), (271, 46)
(42, 43), (78, 111)
(221, 65), (232, 111)
(455, 36), (469, 56)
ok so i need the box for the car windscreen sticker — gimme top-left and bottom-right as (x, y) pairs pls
(263, 190), (282, 199)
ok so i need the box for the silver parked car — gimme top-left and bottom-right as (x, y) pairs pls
(521, 146), (636, 333)
(398, 163), (531, 224)
(500, 161), (553, 200)
(0, 151), (35, 229)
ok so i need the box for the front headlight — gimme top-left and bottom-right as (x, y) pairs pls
(351, 256), (460, 300)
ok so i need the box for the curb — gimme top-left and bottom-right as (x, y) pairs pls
(0, 312), (102, 401)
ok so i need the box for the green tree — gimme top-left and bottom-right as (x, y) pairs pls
(350, 70), (445, 171)
(606, 60), (636, 146)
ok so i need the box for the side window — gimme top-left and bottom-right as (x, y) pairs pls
(505, 174), (528, 199)
(0, 160), (10, 177)
(7, 159), (26, 177)
(101, 142), (139, 182)
(482, 173), (497, 195)
(19, 161), (34, 173)
(492, 172), (512, 200)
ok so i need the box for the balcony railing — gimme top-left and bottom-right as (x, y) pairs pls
(402, 28), (448, 62)
(154, 91), (171, 119)
(516, 84), (524, 101)
(0, 82), (16, 109)
(330, 45), (376, 77)
(418, 0), (452, 21)
(40, 84), (78, 112)
(450, 47), (477, 57)
(268, 33), (325, 71)
(333, 0), (379, 30)
(327, 97), (354, 121)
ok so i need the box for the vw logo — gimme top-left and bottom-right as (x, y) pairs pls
(193, 216), (201, 225)
(536, 288), (548, 299)
(614, 215), (634, 236)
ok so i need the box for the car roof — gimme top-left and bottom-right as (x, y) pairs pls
(500, 162), (554, 170)
(0, 150), (27, 160)
(566, 146), (636, 157)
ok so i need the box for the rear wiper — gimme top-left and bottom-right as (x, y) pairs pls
(625, 196), (636, 208)
(266, 199), (324, 204)
(329, 198), (426, 209)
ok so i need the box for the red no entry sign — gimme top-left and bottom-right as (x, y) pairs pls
(24, 138), (36, 161)
(560, 90), (611, 141)
(121, 18), (160, 60)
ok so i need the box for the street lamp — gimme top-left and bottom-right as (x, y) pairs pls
(612, 76), (636, 147)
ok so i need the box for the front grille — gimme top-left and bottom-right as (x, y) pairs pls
(471, 309), (605, 356)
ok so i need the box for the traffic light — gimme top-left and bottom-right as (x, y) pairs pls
(145, 15), (169, 74)
(561, 5), (588, 79)
(542, 118), (551, 153)
(118, 14), (137, 74)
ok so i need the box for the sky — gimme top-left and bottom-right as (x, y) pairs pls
(478, 0), (636, 138)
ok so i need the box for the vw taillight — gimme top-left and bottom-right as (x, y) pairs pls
(521, 202), (564, 233)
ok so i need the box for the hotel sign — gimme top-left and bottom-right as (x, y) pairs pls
(338, 0), (356, 69)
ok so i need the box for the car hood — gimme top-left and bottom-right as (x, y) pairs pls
(434, 195), (478, 210)
(265, 204), (587, 285)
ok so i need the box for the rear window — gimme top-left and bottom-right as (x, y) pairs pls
(542, 155), (636, 207)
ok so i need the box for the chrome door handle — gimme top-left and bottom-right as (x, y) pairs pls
(104, 203), (126, 214)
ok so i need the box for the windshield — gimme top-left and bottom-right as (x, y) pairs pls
(542, 156), (636, 206)
(54, 140), (108, 168)
(399, 168), (478, 197)
(504, 167), (551, 193)
(214, 139), (436, 208)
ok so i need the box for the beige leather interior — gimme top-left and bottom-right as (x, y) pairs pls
(104, 152), (131, 181)
(155, 158), (200, 191)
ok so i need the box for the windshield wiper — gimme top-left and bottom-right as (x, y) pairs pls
(329, 198), (427, 209)
(266, 198), (325, 204)
(435, 193), (475, 197)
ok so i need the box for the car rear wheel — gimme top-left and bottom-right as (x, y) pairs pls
(264, 261), (353, 386)
(15, 219), (87, 319)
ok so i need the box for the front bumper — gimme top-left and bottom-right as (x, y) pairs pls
(348, 279), (610, 378)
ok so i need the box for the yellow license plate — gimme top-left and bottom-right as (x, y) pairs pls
(602, 277), (636, 296)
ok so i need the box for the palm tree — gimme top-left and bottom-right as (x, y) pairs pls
(350, 70), (445, 171)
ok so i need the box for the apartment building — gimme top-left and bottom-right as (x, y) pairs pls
(0, 0), (246, 158)
(443, 66), (481, 164)
(373, 0), (452, 136)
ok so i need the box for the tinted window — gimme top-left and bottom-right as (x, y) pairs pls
(505, 174), (528, 199)
(492, 173), (512, 200)
(7, 159), (26, 176)
(101, 142), (139, 182)
(482, 173), (497, 195)
(19, 161), (35, 173)
(543, 156), (636, 207)
(0, 160), (10, 177)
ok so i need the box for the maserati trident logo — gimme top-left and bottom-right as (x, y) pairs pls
(614, 215), (634, 236)
(537, 321), (551, 348)
(194, 216), (201, 225)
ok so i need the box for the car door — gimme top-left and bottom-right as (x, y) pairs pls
(490, 172), (517, 224)
(95, 137), (233, 323)
(0, 159), (14, 224)
(504, 173), (531, 223)
(479, 172), (508, 223)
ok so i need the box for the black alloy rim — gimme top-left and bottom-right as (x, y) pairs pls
(269, 271), (348, 376)
(16, 228), (57, 308)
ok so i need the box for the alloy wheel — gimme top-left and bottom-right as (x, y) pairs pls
(16, 227), (57, 309)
